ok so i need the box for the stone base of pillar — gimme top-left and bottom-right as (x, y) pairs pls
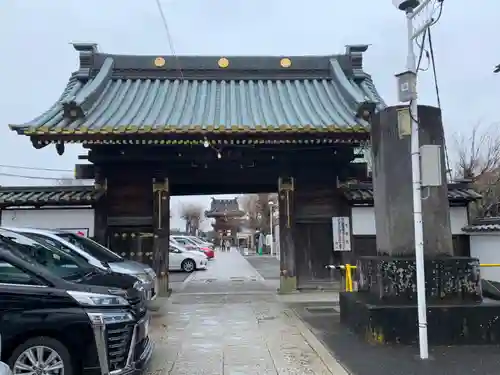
(339, 256), (500, 345)
(339, 292), (500, 345)
(157, 274), (171, 297)
(278, 275), (297, 294)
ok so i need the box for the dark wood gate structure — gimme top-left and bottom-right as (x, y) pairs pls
(9, 42), (385, 295)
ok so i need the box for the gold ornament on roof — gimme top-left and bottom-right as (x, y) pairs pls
(218, 57), (229, 68)
(154, 57), (166, 67)
(280, 58), (292, 68)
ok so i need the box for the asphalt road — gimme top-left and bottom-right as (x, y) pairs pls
(169, 271), (191, 283)
(289, 301), (500, 375)
(244, 255), (280, 280)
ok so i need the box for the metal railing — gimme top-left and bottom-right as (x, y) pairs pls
(326, 263), (500, 292)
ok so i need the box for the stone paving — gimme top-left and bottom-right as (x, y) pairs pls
(147, 249), (348, 375)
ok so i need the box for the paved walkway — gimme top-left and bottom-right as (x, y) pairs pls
(148, 249), (348, 374)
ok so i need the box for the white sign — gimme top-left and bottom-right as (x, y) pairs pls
(332, 217), (351, 251)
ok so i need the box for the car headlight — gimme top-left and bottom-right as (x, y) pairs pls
(134, 272), (150, 283)
(144, 267), (156, 278)
(67, 291), (129, 306)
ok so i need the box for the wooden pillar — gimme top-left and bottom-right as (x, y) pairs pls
(152, 177), (170, 297)
(93, 168), (108, 246)
(278, 176), (296, 293)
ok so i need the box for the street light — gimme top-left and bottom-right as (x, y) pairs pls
(393, 0), (440, 360)
(268, 201), (274, 257)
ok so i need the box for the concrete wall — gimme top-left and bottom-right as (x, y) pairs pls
(1, 207), (95, 237)
(351, 206), (468, 236)
(470, 234), (500, 283)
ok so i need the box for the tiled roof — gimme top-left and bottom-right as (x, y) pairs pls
(205, 198), (244, 217)
(462, 217), (500, 233)
(10, 43), (385, 140)
(0, 186), (104, 207)
(344, 183), (482, 204)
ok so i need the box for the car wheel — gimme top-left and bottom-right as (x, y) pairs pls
(9, 336), (73, 375)
(181, 259), (196, 273)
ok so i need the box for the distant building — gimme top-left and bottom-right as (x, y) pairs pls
(205, 198), (245, 246)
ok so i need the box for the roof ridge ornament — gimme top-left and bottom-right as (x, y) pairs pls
(345, 44), (371, 82)
(71, 42), (99, 80)
(62, 56), (115, 120)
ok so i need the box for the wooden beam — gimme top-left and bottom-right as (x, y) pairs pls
(152, 178), (170, 296)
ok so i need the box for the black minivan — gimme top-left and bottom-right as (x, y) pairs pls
(0, 230), (153, 375)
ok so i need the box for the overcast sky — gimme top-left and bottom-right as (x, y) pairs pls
(0, 0), (498, 230)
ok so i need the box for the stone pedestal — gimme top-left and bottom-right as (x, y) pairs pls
(339, 105), (500, 345)
(338, 255), (500, 345)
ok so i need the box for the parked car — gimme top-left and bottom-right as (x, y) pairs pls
(0, 335), (12, 375)
(4, 227), (158, 302)
(0, 229), (140, 291)
(186, 236), (214, 249)
(170, 235), (215, 259)
(0, 244), (152, 375)
(169, 242), (208, 272)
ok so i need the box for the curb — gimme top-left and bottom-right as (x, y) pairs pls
(179, 271), (198, 290)
(286, 309), (351, 375)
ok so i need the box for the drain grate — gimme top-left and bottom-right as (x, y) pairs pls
(305, 306), (340, 314)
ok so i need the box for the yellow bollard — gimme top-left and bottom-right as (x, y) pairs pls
(346, 264), (353, 292)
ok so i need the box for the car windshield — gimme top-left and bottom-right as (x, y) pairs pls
(0, 230), (93, 280)
(57, 233), (123, 263)
(21, 233), (91, 264)
(174, 237), (199, 246)
(188, 237), (206, 245)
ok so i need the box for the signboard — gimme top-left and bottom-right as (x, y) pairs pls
(332, 217), (351, 251)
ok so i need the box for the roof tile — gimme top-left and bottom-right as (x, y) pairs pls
(10, 44), (384, 138)
(462, 217), (500, 233)
(344, 183), (481, 204)
(0, 186), (104, 207)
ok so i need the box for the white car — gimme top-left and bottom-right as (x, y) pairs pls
(169, 243), (207, 272)
(0, 335), (12, 375)
(0, 363), (10, 375)
(172, 235), (213, 249)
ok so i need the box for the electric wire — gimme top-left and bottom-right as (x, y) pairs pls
(154, 0), (184, 81)
(0, 172), (66, 180)
(427, 25), (452, 181)
(0, 164), (72, 172)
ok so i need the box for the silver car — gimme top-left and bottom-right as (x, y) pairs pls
(4, 227), (158, 302)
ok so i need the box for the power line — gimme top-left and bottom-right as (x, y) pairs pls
(154, 0), (184, 80)
(0, 164), (72, 172)
(0, 172), (64, 180)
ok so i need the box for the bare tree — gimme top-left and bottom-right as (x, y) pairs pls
(241, 193), (278, 233)
(180, 203), (204, 235)
(452, 122), (500, 217)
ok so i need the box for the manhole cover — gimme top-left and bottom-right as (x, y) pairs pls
(305, 306), (340, 314)
(203, 279), (216, 283)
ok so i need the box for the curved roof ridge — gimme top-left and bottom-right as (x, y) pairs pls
(61, 56), (115, 120)
(9, 42), (386, 138)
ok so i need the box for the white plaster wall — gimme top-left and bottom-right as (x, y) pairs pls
(351, 206), (468, 235)
(351, 207), (376, 235)
(470, 235), (500, 283)
(1, 208), (95, 236)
